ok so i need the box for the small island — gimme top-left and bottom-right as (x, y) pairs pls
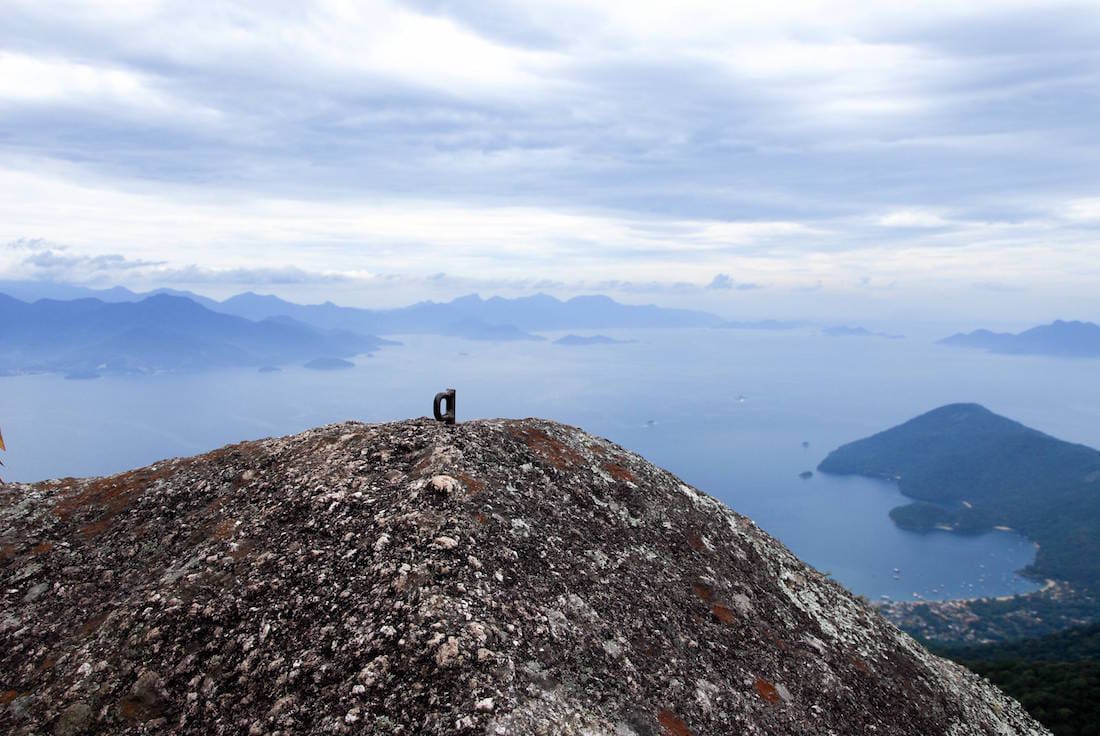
(304, 357), (356, 371)
(553, 334), (634, 346)
(823, 325), (904, 339)
(798, 470), (814, 480)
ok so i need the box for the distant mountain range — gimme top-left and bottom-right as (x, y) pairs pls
(2, 279), (946, 370)
(0, 283), (744, 374)
(12, 279), (941, 344)
(941, 320), (1100, 358)
(212, 291), (723, 336)
(0, 280), (726, 342)
(0, 280), (221, 309)
(0, 294), (389, 376)
(818, 403), (1100, 587)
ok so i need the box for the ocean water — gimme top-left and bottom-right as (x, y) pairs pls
(5, 327), (1099, 601)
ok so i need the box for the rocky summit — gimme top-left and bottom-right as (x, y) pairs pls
(1, 418), (1046, 735)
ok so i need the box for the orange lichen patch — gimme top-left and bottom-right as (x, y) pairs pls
(710, 602), (736, 624)
(657, 710), (692, 736)
(602, 462), (636, 483)
(1, 543), (16, 561)
(507, 425), (583, 470)
(119, 696), (162, 723)
(754, 677), (781, 703)
(79, 612), (109, 637)
(587, 441), (608, 458)
(692, 582), (714, 602)
(850, 656), (871, 674)
(211, 519), (236, 541)
(54, 465), (172, 522)
(473, 512), (488, 525)
(686, 532), (706, 552)
(119, 698), (143, 721)
(33, 655), (57, 677)
(30, 541), (53, 554)
(454, 471), (486, 495)
(0, 690), (19, 707)
(47, 477), (82, 492)
(78, 517), (115, 539)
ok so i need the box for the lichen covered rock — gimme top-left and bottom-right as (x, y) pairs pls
(0, 419), (1047, 734)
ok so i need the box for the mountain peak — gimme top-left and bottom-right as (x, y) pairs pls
(224, 291), (285, 303)
(138, 293), (203, 308)
(925, 402), (991, 416)
(1, 419), (1043, 734)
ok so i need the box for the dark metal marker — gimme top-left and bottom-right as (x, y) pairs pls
(433, 389), (456, 425)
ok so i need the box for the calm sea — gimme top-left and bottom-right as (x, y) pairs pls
(6, 327), (1099, 601)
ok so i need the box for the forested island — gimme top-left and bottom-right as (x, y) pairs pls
(818, 403), (1100, 587)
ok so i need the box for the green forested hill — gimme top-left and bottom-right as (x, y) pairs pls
(942, 622), (1100, 661)
(818, 403), (1100, 586)
(936, 624), (1100, 736)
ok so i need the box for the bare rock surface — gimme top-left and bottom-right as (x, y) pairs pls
(1, 418), (1047, 735)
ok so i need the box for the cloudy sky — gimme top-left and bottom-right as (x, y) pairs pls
(2, 1), (1099, 321)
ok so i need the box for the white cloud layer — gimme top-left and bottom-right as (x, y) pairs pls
(1, 0), (1099, 318)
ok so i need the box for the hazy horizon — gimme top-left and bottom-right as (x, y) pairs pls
(2, 275), (1092, 335)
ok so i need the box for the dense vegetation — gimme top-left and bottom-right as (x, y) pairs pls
(818, 403), (1100, 586)
(943, 622), (1100, 661)
(888, 501), (995, 535)
(936, 624), (1100, 736)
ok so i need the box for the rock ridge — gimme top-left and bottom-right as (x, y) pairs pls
(1, 418), (1046, 734)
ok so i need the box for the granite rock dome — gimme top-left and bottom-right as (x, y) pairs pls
(1, 418), (1046, 735)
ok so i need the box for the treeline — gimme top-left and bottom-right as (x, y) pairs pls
(936, 623), (1100, 736)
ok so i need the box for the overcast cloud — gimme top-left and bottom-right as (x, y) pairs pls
(1, 1), (1099, 320)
